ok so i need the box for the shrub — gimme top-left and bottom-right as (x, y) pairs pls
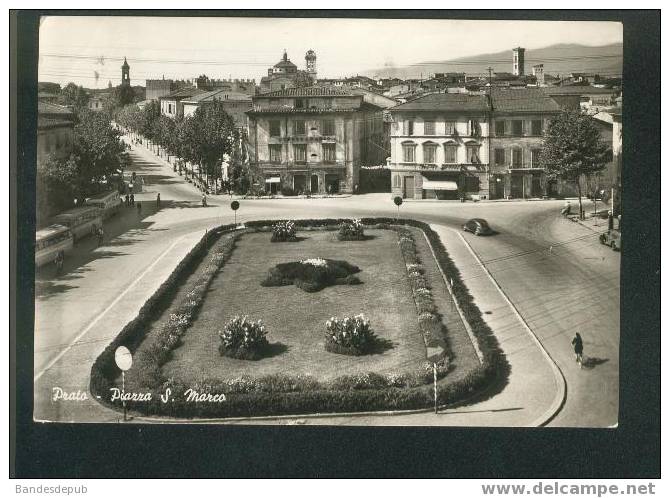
(261, 258), (361, 292)
(337, 219), (365, 241)
(324, 314), (376, 356)
(218, 315), (269, 360)
(271, 220), (297, 242)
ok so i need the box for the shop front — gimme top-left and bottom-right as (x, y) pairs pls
(421, 172), (460, 200)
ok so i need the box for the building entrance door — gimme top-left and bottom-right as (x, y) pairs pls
(310, 175), (319, 193)
(403, 176), (415, 198)
(293, 174), (306, 194)
(510, 174), (523, 198)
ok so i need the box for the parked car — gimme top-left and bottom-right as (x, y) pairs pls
(462, 218), (493, 236)
(599, 228), (621, 251)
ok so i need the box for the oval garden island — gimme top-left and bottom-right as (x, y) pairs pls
(91, 218), (506, 419)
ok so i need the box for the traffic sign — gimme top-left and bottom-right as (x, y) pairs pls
(114, 346), (133, 371)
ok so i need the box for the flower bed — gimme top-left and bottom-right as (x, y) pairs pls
(324, 314), (376, 356)
(396, 228), (447, 354)
(90, 218), (506, 419)
(218, 315), (269, 360)
(271, 220), (297, 242)
(337, 219), (365, 241)
(261, 258), (361, 292)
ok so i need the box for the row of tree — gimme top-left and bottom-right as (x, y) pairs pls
(115, 101), (251, 194)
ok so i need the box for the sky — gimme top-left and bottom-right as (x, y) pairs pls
(37, 16), (623, 88)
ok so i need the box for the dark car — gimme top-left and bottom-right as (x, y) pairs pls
(462, 218), (493, 236)
(599, 228), (621, 251)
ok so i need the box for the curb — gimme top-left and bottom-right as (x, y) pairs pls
(451, 228), (567, 427)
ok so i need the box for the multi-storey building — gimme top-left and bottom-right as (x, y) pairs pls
(146, 78), (192, 101)
(388, 93), (490, 200)
(181, 89), (252, 128)
(37, 102), (75, 164)
(488, 87), (561, 198)
(159, 87), (205, 119)
(246, 86), (386, 194)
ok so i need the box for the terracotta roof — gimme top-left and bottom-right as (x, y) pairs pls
(390, 93), (490, 112)
(183, 89), (252, 103)
(490, 87), (561, 113)
(543, 85), (616, 95)
(258, 86), (355, 98)
(248, 106), (362, 115)
(160, 87), (205, 99)
(38, 101), (74, 116)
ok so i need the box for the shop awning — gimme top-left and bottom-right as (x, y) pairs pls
(265, 177), (281, 184)
(422, 178), (458, 191)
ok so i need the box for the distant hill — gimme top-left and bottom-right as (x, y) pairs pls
(364, 43), (623, 80)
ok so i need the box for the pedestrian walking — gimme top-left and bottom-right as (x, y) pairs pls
(54, 250), (64, 276)
(571, 333), (584, 367)
(130, 193), (135, 205)
(137, 202), (142, 215)
(97, 227), (104, 246)
(156, 192), (161, 208)
(201, 193), (207, 207)
(125, 194), (130, 207)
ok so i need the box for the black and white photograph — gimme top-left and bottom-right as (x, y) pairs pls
(11, 8), (661, 480)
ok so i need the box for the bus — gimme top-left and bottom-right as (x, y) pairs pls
(35, 224), (74, 267)
(51, 206), (103, 242)
(85, 190), (122, 219)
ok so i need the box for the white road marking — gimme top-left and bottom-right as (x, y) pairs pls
(34, 234), (187, 382)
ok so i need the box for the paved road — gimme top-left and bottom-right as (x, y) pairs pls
(33, 140), (619, 426)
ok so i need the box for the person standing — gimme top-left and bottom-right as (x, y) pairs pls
(130, 193), (135, 206)
(156, 192), (161, 208)
(54, 250), (64, 275)
(97, 226), (104, 247)
(201, 193), (207, 207)
(572, 333), (584, 367)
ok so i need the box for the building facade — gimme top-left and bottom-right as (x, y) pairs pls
(259, 50), (308, 94)
(146, 78), (192, 101)
(513, 47), (525, 76)
(195, 76), (256, 95)
(488, 87), (561, 199)
(159, 87), (205, 119)
(37, 102), (75, 164)
(246, 86), (385, 194)
(182, 89), (252, 128)
(388, 93), (490, 200)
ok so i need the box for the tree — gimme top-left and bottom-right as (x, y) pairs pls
(187, 102), (238, 188)
(37, 155), (79, 222)
(294, 70), (314, 88)
(70, 109), (127, 200)
(60, 82), (90, 109)
(540, 110), (611, 219)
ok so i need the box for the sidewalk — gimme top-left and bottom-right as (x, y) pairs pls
(34, 230), (206, 423)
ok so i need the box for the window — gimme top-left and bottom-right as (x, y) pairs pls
(494, 148), (506, 165)
(293, 120), (306, 136)
(293, 144), (307, 163)
(393, 174), (401, 188)
(269, 144), (282, 162)
(466, 144), (481, 164)
(322, 119), (335, 136)
(444, 121), (456, 135)
(531, 120), (543, 136)
(404, 120), (414, 136)
(495, 121), (506, 136)
(512, 148), (523, 167)
(512, 120), (523, 136)
(444, 144), (457, 163)
(295, 99), (305, 109)
(423, 144), (437, 164)
(469, 120), (481, 137)
(402, 144), (416, 163)
(322, 143), (336, 163)
(424, 120), (435, 135)
(270, 120), (281, 137)
(531, 149), (542, 167)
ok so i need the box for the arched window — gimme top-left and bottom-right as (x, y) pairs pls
(401, 141), (416, 163)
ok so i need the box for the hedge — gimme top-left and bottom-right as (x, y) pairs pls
(90, 218), (507, 418)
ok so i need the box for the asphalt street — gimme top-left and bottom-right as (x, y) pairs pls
(32, 139), (620, 427)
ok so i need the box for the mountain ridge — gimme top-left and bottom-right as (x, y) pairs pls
(363, 43), (622, 80)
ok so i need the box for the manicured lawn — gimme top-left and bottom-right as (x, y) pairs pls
(162, 229), (427, 383)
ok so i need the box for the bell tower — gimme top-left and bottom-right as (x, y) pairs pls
(305, 50), (317, 80)
(121, 57), (130, 86)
